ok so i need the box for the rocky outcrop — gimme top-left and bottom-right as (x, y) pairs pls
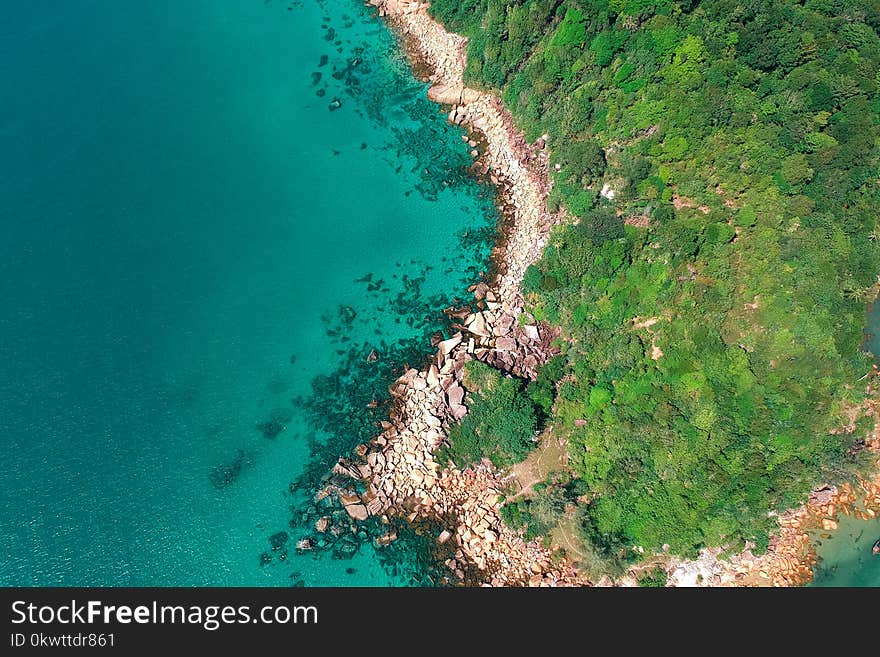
(322, 300), (574, 584)
(312, 0), (586, 586)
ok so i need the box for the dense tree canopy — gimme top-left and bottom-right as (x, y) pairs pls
(431, 0), (880, 558)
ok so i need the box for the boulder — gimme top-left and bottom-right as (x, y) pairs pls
(426, 363), (441, 388)
(374, 531), (398, 547)
(427, 82), (465, 105)
(438, 333), (463, 357)
(821, 518), (838, 531)
(461, 88), (481, 104)
(467, 312), (491, 338)
(344, 503), (369, 521)
(449, 403), (468, 421)
(522, 324), (540, 341)
(809, 485), (838, 506)
(446, 382), (465, 408)
(496, 313), (516, 335)
(367, 451), (385, 468)
(338, 491), (361, 507)
(494, 336), (517, 352)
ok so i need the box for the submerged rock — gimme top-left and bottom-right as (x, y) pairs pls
(333, 536), (359, 559)
(374, 530), (398, 547)
(269, 531), (289, 551)
(256, 408), (293, 440)
(257, 418), (285, 439)
(208, 449), (245, 490)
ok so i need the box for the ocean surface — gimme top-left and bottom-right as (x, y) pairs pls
(0, 0), (495, 585)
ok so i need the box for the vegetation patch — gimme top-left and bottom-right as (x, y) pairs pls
(438, 361), (542, 468)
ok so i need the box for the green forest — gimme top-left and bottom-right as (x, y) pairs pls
(430, 0), (880, 559)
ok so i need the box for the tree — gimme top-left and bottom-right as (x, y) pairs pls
(552, 139), (607, 188)
(780, 153), (814, 187)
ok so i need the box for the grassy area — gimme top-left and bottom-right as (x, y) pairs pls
(508, 433), (568, 501)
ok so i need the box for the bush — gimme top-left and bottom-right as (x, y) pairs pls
(527, 356), (566, 418)
(552, 139), (607, 189)
(637, 567), (668, 587)
(438, 362), (540, 468)
(499, 471), (590, 540)
(575, 207), (625, 245)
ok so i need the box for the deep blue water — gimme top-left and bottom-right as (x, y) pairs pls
(0, 0), (494, 585)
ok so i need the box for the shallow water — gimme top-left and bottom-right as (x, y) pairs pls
(810, 513), (880, 587)
(0, 0), (495, 585)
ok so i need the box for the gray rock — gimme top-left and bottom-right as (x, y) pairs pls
(438, 333), (463, 357)
(494, 336), (517, 352)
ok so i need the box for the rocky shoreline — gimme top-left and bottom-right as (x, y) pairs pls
(312, 0), (590, 586)
(311, 0), (880, 587)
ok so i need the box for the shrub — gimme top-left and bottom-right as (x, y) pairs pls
(439, 362), (540, 468)
(637, 567), (668, 587)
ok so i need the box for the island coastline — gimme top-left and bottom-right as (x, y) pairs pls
(320, 0), (880, 587)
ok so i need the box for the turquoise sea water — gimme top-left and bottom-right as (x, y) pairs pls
(0, 0), (494, 585)
(810, 513), (880, 587)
